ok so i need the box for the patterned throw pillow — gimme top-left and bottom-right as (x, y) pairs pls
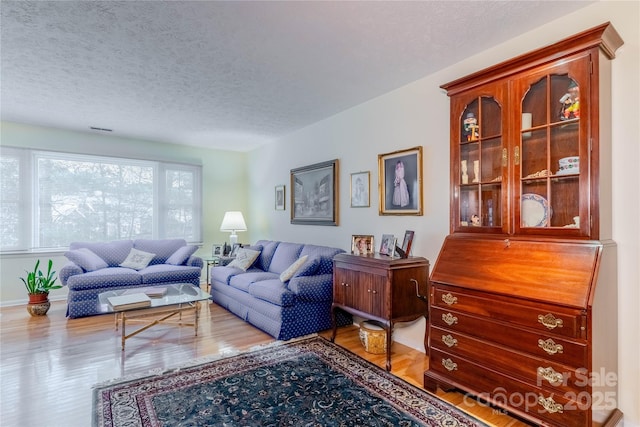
(227, 248), (261, 271)
(166, 245), (198, 265)
(119, 248), (156, 270)
(65, 248), (108, 272)
(279, 255), (309, 283)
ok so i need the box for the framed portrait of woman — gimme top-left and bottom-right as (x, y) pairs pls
(378, 146), (423, 216)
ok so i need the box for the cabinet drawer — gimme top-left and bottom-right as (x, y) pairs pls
(430, 325), (588, 395)
(429, 348), (589, 427)
(430, 307), (587, 367)
(433, 285), (585, 339)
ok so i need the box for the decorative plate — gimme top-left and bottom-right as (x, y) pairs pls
(521, 193), (549, 227)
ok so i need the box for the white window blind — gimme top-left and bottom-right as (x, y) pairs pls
(0, 147), (202, 252)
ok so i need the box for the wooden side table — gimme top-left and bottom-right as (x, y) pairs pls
(331, 253), (429, 371)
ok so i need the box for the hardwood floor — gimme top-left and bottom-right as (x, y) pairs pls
(0, 298), (528, 426)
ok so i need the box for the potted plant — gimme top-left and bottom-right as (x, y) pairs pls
(20, 259), (61, 316)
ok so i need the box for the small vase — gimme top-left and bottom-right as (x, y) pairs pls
(27, 293), (50, 316)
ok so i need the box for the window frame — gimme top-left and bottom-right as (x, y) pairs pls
(0, 147), (202, 253)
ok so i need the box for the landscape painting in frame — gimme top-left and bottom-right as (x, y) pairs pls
(290, 159), (339, 225)
(378, 146), (423, 215)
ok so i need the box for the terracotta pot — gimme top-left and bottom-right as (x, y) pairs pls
(27, 292), (50, 316)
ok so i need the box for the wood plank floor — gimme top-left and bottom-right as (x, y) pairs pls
(0, 298), (528, 426)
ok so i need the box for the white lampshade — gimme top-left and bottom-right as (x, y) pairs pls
(220, 211), (247, 246)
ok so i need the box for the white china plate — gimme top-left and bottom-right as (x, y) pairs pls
(521, 193), (549, 227)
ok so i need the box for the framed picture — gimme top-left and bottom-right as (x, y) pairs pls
(275, 185), (285, 210)
(351, 235), (374, 255)
(400, 230), (414, 258)
(378, 146), (423, 216)
(379, 234), (395, 256)
(290, 159), (339, 226)
(350, 171), (370, 208)
(212, 244), (224, 257)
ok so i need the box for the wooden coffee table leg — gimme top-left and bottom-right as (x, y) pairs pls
(121, 314), (126, 351)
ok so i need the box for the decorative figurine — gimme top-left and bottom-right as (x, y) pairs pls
(463, 112), (479, 141)
(472, 160), (480, 183)
(461, 160), (468, 184)
(559, 81), (580, 120)
(471, 214), (481, 226)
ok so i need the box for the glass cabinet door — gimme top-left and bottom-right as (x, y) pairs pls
(452, 86), (507, 233)
(514, 53), (591, 237)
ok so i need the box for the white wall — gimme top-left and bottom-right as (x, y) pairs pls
(247, 2), (640, 424)
(0, 121), (249, 304)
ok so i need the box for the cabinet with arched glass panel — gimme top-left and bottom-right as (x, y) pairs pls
(444, 33), (612, 240)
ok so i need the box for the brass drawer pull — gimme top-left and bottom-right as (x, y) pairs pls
(537, 366), (564, 386)
(442, 334), (458, 348)
(442, 313), (458, 326)
(442, 358), (458, 372)
(538, 395), (563, 414)
(538, 338), (564, 355)
(538, 313), (563, 330)
(441, 293), (458, 305)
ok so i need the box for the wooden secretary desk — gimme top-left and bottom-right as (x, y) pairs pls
(425, 23), (623, 427)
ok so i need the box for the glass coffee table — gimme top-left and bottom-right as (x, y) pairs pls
(98, 283), (210, 350)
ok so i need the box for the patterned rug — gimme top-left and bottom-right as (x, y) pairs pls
(93, 336), (486, 426)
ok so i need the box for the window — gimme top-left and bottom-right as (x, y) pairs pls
(0, 147), (202, 252)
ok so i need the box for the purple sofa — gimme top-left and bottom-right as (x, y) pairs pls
(60, 239), (203, 318)
(209, 240), (351, 340)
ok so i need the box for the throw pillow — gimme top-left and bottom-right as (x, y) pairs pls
(64, 248), (108, 272)
(227, 248), (261, 272)
(280, 255), (309, 283)
(293, 255), (320, 278)
(166, 245), (198, 265)
(119, 248), (156, 270)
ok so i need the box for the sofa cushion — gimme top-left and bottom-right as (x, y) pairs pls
(299, 244), (344, 275)
(249, 279), (295, 307)
(64, 248), (108, 272)
(268, 242), (304, 274)
(280, 255), (308, 282)
(69, 240), (133, 267)
(229, 271), (279, 293)
(120, 248), (156, 270)
(210, 266), (244, 286)
(254, 240), (279, 271)
(293, 255), (321, 278)
(138, 264), (201, 284)
(166, 245), (198, 265)
(66, 267), (142, 291)
(134, 239), (187, 265)
(227, 248), (261, 271)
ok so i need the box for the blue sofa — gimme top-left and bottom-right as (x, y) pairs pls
(60, 239), (203, 318)
(209, 240), (351, 340)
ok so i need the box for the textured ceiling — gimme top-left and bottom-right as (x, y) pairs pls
(1, 1), (593, 151)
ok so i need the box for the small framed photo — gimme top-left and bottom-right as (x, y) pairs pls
(351, 235), (374, 255)
(275, 185), (285, 210)
(230, 243), (242, 257)
(212, 244), (224, 257)
(378, 146), (423, 216)
(350, 171), (370, 207)
(379, 234), (395, 256)
(400, 230), (414, 258)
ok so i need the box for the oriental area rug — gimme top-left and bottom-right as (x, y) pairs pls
(93, 336), (487, 426)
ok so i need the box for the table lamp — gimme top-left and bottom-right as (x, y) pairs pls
(220, 211), (247, 247)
